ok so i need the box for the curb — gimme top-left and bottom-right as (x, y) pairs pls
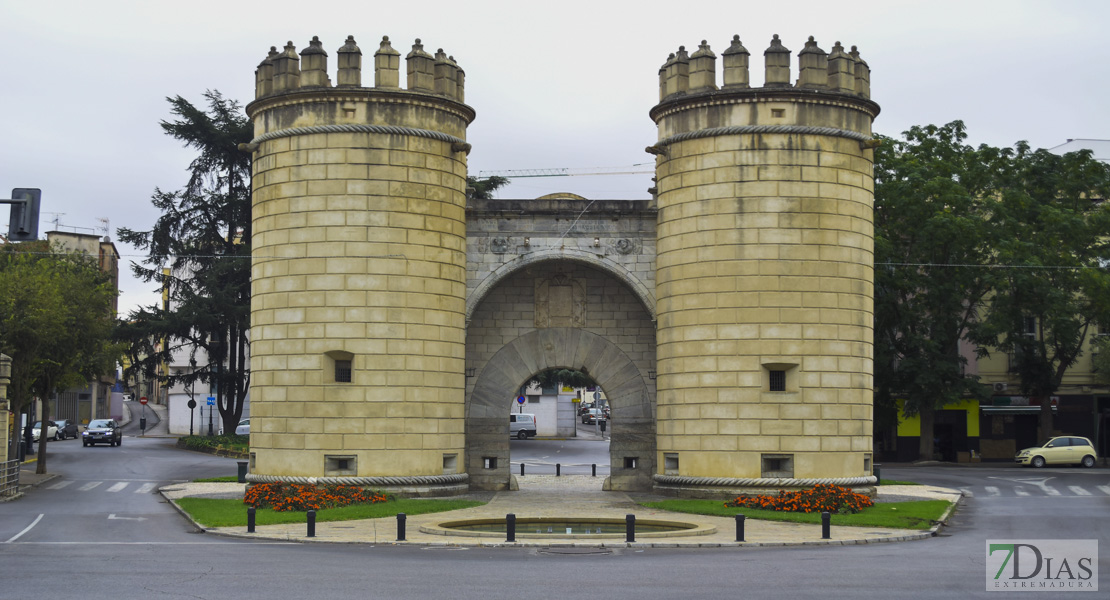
(158, 490), (959, 549)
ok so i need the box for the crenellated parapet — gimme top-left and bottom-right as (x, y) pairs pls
(253, 35), (466, 103)
(657, 34), (872, 102)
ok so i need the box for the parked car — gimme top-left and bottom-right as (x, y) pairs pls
(54, 419), (79, 440)
(83, 419), (122, 447)
(581, 408), (604, 424)
(235, 418), (250, 435)
(1015, 436), (1098, 468)
(509, 413), (537, 439)
(31, 421), (58, 442)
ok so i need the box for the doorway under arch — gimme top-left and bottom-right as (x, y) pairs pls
(464, 260), (656, 491)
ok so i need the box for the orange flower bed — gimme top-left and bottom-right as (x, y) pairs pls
(244, 482), (388, 512)
(724, 484), (874, 514)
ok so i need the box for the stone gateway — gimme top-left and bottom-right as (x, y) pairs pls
(243, 33), (878, 497)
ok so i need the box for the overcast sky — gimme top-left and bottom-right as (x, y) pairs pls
(3, 0), (1109, 315)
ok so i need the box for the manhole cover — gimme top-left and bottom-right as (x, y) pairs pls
(537, 548), (613, 556)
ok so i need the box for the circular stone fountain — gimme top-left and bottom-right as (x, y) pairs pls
(421, 517), (715, 539)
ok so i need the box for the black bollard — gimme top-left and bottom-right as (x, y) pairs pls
(821, 511), (831, 539)
(626, 514), (636, 543)
(506, 513), (516, 542)
(591, 463), (596, 477)
(520, 463), (525, 476)
(237, 461), (248, 483)
(307, 510), (316, 538)
(556, 463), (561, 477)
(735, 514), (745, 542)
(247, 507), (256, 534)
(397, 513), (407, 541)
(874, 465), (882, 486)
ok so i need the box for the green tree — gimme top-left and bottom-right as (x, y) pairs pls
(0, 242), (120, 467)
(116, 90), (253, 435)
(981, 143), (1110, 443)
(527, 368), (597, 390)
(467, 175), (509, 200)
(873, 122), (998, 461)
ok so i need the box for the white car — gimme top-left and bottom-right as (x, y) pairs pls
(31, 421), (58, 442)
(235, 418), (250, 435)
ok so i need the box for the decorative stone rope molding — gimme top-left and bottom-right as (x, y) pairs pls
(244, 124), (471, 154)
(246, 473), (469, 486)
(653, 474), (877, 487)
(647, 124), (873, 157)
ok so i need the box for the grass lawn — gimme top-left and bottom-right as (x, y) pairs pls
(639, 499), (952, 530)
(176, 497), (485, 528)
(193, 476), (240, 483)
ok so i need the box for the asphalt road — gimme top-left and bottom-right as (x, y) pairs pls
(1, 438), (1106, 599)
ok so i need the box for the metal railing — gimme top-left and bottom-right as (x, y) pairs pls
(0, 459), (20, 497)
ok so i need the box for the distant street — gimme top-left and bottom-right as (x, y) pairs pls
(2, 437), (1107, 599)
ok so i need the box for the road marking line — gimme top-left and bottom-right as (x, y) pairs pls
(983, 486), (1000, 496)
(4, 514), (43, 544)
(1042, 486), (1061, 496)
(1068, 486), (1091, 496)
(1014, 487), (1030, 497)
(47, 481), (73, 490)
(135, 483), (157, 494)
(78, 481), (103, 491)
(1098, 485), (1110, 496)
(106, 482), (128, 493)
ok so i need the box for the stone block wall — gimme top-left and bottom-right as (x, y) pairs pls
(245, 35), (473, 488)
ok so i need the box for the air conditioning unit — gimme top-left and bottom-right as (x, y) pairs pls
(992, 382), (1008, 393)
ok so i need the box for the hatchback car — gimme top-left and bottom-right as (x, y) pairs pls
(83, 419), (122, 447)
(54, 419), (79, 439)
(235, 418), (250, 436)
(1015, 436), (1098, 468)
(31, 421), (58, 442)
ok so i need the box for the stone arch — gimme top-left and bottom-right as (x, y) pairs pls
(466, 327), (655, 491)
(466, 248), (656, 325)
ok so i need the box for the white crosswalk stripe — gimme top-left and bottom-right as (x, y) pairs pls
(47, 481), (74, 490)
(1041, 486), (1061, 496)
(1014, 487), (1030, 497)
(960, 487), (974, 497)
(106, 482), (129, 493)
(135, 482), (157, 494)
(78, 481), (103, 491)
(1068, 486), (1091, 496)
(1098, 486), (1110, 496)
(984, 486), (1001, 496)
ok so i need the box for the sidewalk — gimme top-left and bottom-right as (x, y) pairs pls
(159, 476), (962, 548)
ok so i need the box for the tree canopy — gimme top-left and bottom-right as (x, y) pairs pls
(0, 241), (120, 466)
(116, 90), (253, 435)
(875, 121), (1110, 455)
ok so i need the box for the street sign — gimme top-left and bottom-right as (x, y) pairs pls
(187, 399), (196, 409)
(593, 391), (601, 401)
(140, 397), (148, 405)
(207, 396), (215, 406)
(517, 396), (525, 404)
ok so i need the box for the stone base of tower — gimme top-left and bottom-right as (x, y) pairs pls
(245, 473), (470, 498)
(651, 475), (877, 500)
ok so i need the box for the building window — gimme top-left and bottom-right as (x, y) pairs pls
(326, 350), (354, 383)
(761, 454), (794, 478)
(769, 370), (786, 392)
(324, 454), (357, 476)
(335, 360), (352, 383)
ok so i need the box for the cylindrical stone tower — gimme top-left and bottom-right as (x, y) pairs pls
(244, 35), (474, 495)
(649, 36), (880, 495)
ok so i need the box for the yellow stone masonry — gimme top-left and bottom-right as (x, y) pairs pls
(651, 35), (879, 485)
(245, 35), (473, 483)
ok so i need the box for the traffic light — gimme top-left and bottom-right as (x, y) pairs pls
(6, 188), (41, 241)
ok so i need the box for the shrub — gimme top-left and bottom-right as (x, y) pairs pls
(243, 482), (388, 512)
(724, 484), (874, 514)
